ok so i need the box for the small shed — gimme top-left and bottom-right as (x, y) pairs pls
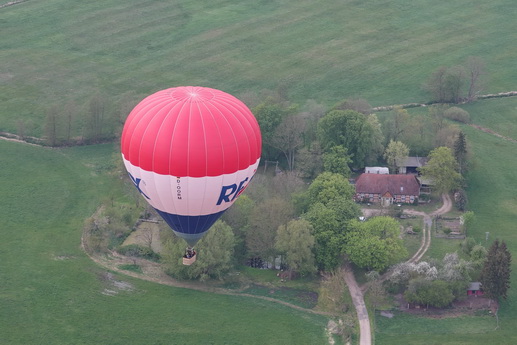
(467, 282), (484, 296)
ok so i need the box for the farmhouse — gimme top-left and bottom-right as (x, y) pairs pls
(355, 173), (420, 206)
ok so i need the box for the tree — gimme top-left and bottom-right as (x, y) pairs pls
(306, 172), (356, 207)
(323, 145), (352, 177)
(344, 217), (407, 271)
(253, 101), (291, 160)
(317, 110), (378, 168)
(419, 146), (462, 194)
(275, 219), (317, 278)
(85, 92), (115, 143)
(461, 211), (475, 236)
(221, 194), (255, 261)
(453, 131), (468, 174)
(298, 99), (327, 146)
(439, 252), (472, 283)
(63, 101), (77, 144)
(300, 172), (360, 270)
(445, 65), (467, 103)
(424, 65), (467, 103)
(304, 202), (346, 271)
(246, 197), (293, 263)
(270, 114), (305, 171)
(366, 114), (385, 164)
(425, 66), (449, 103)
(365, 271), (387, 311)
(454, 188), (468, 211)
(405, 278), (455, 308)
(384, 107), (411, 142)
(480, 239), (512, 301)
(465, 56), (485, 102)
(271, 171), (305, 202)
(44, 105), (60, 146)
(296, 144), (323, 179)
(383, 140), (409, 173)
(162, 220), (235, 280)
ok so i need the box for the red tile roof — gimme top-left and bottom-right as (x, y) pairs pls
(355, 173), (420, 196)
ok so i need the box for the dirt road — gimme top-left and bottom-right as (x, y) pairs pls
(404, 193), (452, 263)
(343, 263), (371, 345)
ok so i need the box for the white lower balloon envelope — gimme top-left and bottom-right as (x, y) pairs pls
(123, 157), (259, 246)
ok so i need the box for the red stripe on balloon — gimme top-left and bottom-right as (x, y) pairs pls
(121, 86), (262, 177)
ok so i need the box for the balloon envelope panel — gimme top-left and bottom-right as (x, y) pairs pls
(121, 86), (262, 245)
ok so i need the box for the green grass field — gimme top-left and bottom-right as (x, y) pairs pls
(1, 0), (516, 136)
(0, 141), (329, 344)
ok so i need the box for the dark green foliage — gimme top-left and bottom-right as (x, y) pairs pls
(455, 189), (468, 211)
(323, 145), (352, 177)
(318, 110), (379, 168)
(344, 217), (407, 271)
(253, 101), (291, 161)
(221, 194), (255, 262)
(480, 239), (512, 301)
(306, 172), (356, 207)
(162, 221), (236, 281)
(405, 278), (455, 308)
(117, 244), (161, 261)
(304, 203), (346, 271)
(454, 131), (468, 174)
(301, 173), (360, 270)
(419, 147), (462, 194)
(275, 219), (317, 277)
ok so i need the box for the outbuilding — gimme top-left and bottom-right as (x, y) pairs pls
(467, 282), (484, 296)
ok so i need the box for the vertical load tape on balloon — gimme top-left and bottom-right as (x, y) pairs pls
(121, 86), (262, 246)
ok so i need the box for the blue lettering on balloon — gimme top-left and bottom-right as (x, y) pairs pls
(232, 177), (249, 201)
(216, 177), (249, 205)
(216, 184), (237, 205)
(128, 173), (150, 200)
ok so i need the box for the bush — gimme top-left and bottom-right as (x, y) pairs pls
(444, 107), (470, 123)
(454, 189), (468, 211)
(117, 244), (161, 261)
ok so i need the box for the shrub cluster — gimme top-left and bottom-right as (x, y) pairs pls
(117, 244), (161, 261)
(444, 107), (470, 123)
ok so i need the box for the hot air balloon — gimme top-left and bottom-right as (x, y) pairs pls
(121, 86), (261, 265)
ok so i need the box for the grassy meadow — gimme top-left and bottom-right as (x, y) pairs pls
(1, 0), (517, 136)
(2, 0), (517, 344)
(0, 140), (329, 344)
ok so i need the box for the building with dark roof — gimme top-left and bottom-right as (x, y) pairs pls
(396, 156), (428, 174)
(355, 173), (421, 206)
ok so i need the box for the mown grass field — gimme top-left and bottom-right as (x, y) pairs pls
(0, 140), (329, 345)
(1, 0), (516, 136)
